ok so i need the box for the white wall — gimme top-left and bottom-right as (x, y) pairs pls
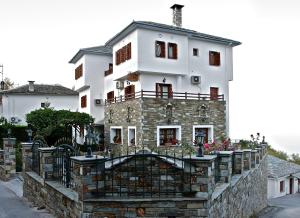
(74, 54), (112, 124)
(1, 94), (78, 125)
(268, 176), (299, 199)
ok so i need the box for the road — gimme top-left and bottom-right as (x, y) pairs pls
(0, 178), (53, 218)
(258, 193), (300, 218)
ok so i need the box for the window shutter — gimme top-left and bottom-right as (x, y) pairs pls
(127, 43), (131, 60)
(161, 42), (166, 58)
(123, 46), (127, 61)
(81, 95), (87, 108)
(174, 44), (178, 59)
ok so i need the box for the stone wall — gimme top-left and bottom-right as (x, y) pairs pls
(23, 172), (82, 218)
(22, 144), (268, 218)
(0, 138), (16, 181)
(104, 98), (226, 149)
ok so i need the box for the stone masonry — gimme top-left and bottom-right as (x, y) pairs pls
(104, 98), (226, 149)
(0, 138), (16, 181)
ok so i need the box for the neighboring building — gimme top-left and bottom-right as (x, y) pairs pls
(70, 4), (241, 147)
(267, 155), (300, 199)
(69, 46), (112, 143)
(0, 81), (78, 125)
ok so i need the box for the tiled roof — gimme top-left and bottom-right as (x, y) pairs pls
(69, 45), (112, 64)
(267, 155), (300, 178)
(0, 84), (78, 96)
(105, 21), (241, 47)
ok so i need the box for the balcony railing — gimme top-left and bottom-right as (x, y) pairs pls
(105, 90), (224, 105)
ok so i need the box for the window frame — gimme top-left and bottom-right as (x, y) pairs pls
(209, 51), (221, 66)
(168, 42), (178, 59)
(155, 41), (166, 58)
(193, 48), (199, 56)
(81, 95), (87, 108)
(128, 126), (136, 146)
(192, 125), (214, 144)
(107, 91), (115, 103)
(157, 125), (181, 147)
(110, 126), (123, 145)
(280, 180), (285, 193)
(75, 64), (83, 80)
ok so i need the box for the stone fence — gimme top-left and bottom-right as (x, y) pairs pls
(22, 143), (268, 218)
(0, 138), (16, 181)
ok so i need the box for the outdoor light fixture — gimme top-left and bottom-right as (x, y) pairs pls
(195, 130), (205, 157)
(7, 128), (12, 138)
(26, 127), (33, 143)
(163, 77), (166, 83)
(85, 126), (94, 158)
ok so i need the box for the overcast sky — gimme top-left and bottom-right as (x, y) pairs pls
(0, 0), (299, 154)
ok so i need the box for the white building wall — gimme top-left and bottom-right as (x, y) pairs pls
(268, 176), (299, 199)
(1, 94), (78, 125)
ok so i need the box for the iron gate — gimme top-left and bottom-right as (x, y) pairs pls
(31, 139), (47, 175)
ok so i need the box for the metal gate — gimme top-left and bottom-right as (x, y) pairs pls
(31, 139), (47, 175)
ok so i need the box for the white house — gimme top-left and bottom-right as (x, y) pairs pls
(70, 4), (241, 146)
(267, 155), (300, 199)
(69, 46), (112, 143)
(0, 81), (78, 125)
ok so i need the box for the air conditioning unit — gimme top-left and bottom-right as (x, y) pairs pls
(116, 81), (124, 89)
(191, 76), (201, 84)
(10, 116), (21, 124)
(95, 99), (102, 106)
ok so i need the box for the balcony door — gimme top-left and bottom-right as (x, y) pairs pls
(210, 87), (219, 100)
(156, 83), (173, 99)
(125, 85), (135, 100)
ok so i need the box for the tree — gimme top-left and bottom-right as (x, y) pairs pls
(26, 108), (94, 142)
(290, 153), (300, 165)
(3, 77), (14, 90)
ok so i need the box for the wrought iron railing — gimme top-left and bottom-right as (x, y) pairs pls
(105, 90), (224, 105)
(91, 149), (195, 198)
(31, 139), (47, 175)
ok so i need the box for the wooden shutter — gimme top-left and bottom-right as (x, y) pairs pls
(127, 43), (131, 60)
(75, 64), (83, 80)
(168, 84), (173, 98)
(174, 43), (178, 59)
(161, 42), (166, 58)
(81, 95), (87, 108)
(209, 51), (220, 66)
(210, 87), (219, 100)
(115, 51), (119, 65)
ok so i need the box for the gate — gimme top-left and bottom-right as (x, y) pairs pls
(31, 139), (47, 175)
(53, 144), (78, 188)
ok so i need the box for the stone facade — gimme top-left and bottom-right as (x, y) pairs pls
(0, 138), (16, 181)
(104, 98), (226, 149)
(22, 144), (268, 218)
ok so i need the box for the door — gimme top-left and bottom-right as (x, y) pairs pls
(125, 85), (135, 100)
(210, 87), (219, 100)
(290, 178), (294, 194)
(156, 83), (173, 99)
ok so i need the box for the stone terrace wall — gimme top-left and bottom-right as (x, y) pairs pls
(0, 138), (16, 181)
(209, 153), (268, 217)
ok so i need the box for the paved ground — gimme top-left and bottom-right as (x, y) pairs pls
(258, 193), (300, 218)
(0, 176), (53, 218)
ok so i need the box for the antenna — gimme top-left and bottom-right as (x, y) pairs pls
(0, 64), (3, 81)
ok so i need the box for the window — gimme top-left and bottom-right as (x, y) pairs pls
(110, 127), (123, 144)
(125, 85), (135, 100)
(156, 83), (173, 99)
(75, 64), (83, 80)
(193, 48), (198, 56)
(280, 181), (285, 193)
(104, 63), (113, 76)
(193, 125), (214, 144)
(81, 95), (87, 108)
(155, 41), (166, 58)
(168, 43), (178, 59)
(209, 51), (221, 66)
(107, 91), (114, 103)
(210, 87), (219, 100)
(115, 43), (131, 65)
(157, 126), (181, 146)
(128, 126), (136, 146)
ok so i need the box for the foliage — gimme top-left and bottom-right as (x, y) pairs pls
(15, 143), (22, 172)
(26, 108), (94, 141)
(267, 145), (288, 161)
(3, 77), (15, 90)
(290, 153), (300, 165)
(0, 124), (28, 149)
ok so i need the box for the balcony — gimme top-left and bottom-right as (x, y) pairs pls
(105, 90), (224, 105)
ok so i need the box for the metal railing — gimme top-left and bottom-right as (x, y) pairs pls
(105, 90), (224, 104)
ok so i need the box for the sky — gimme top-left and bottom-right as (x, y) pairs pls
(0, 0), (300, 154)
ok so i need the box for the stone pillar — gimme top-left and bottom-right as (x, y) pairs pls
(0, 138), (16, 181)
(71, 155), (106, 201)
(251, 150), (257, 168)
(217, 151), (233, 183)
(261, 144), (267, 156)
(0, 150), (4, 165)
(255, 148), (262, 164)
(232, 150), (244, 175)
(243, 149), (251, 171)
(38, 147), (56, 180)
(184, 155), (217, 199)
(21, 142), (33, 172)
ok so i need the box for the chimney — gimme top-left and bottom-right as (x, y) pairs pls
(171, 4), (184, 27)
(28, 81), (35, 92)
